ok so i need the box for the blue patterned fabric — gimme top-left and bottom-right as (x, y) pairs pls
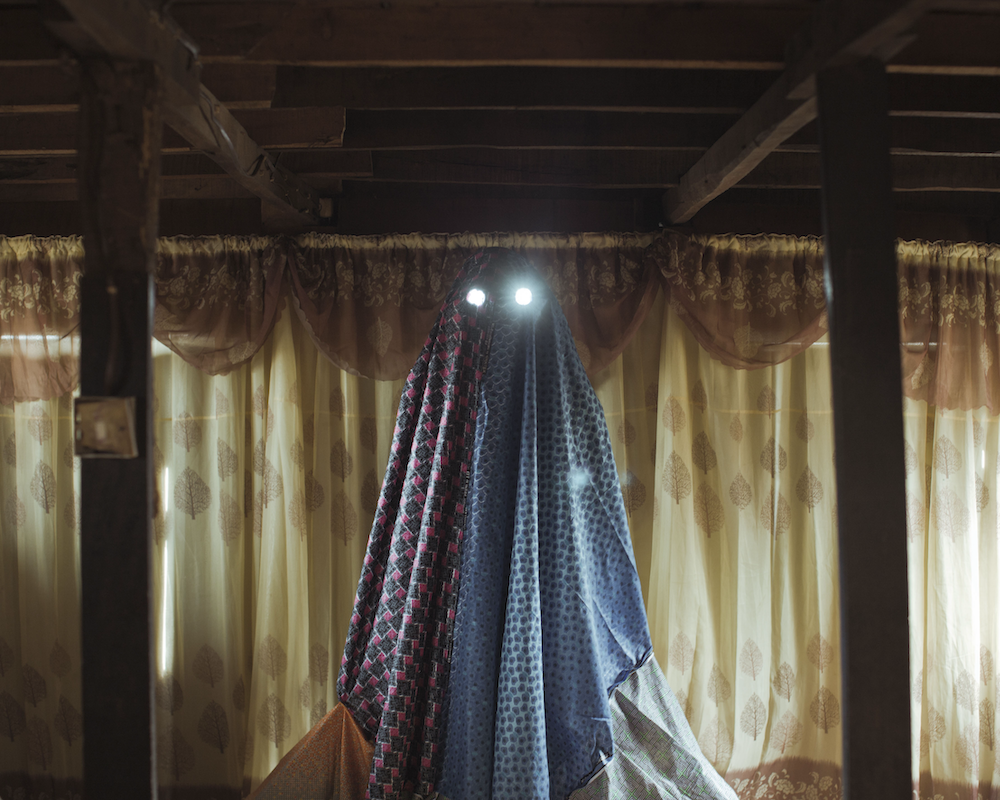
(571, 655), (740, 800)
(439, 253), (653, 800)
(337, 250), (505, 798)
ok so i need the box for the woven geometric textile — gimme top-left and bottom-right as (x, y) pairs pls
(337, 250), (503, 798)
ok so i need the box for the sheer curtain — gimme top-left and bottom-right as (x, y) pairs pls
(0, 394), (82, 800)
(897, 242), (1000, 798)
(4, 233), (999, 800)
(595, 294), (843, 799)
(152, 310), (403, 794)
(905, 400), (1000, 797)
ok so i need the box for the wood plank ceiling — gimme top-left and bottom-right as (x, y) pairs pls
(2, 0), (1000, 239)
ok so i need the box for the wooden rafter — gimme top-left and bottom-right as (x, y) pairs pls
(0, 107), (347, 155)
(43, 0), (327, 221)
(663, 0), (936, 223)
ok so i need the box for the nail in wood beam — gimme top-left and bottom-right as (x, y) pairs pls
(663, 0), (933, 224)
(817, 57), (911, 800)
(77, 58), (161, 798)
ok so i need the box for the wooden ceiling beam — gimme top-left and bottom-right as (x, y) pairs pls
(785, 116), (1000, 156)
(158, 148), (1000, 192)
(8, 4), (1000, 74)
(0, 107), (346, 155)
(168, 4), (1000, 75)
(5, 106), (995, 159)
(272, 66), (1000, 118)
(4, 145), (1000, 192)
(741, 152), (1000, 193)
(7, 63), (999, 118)
(0, 174), (343, 202)
(173, 4), (802, 69)
(663, 0), (935, 224)
(273, 66), (776, 113)
(366, 149), (696, 188)
(43, 0), (326, 221)
(346, 110), (1000, 155)
(2, 187), (998, 241)
(0, 150), (372, 184)
(341, 111), (739, 151)
(0, 63), (276, 113)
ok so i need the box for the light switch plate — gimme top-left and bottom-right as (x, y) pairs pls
(74, 397), (139, 458)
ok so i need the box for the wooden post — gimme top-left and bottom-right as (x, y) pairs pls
(77, 59), (161, 798)
(817, 58), (911, 800)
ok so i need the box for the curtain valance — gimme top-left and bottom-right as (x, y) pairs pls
(1, 232), (995, 411)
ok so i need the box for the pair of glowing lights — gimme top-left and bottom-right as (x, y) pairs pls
(466, 287), (533, 307)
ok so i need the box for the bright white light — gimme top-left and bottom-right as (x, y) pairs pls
(158, 466), (171, 674)
(515, 287), (532, 305)
(159, 537), (172, 674)
(466, 288), (486, 306)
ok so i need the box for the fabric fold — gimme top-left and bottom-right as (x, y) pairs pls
(10, 231), (1000, 412)
(154, 235), (287, 374)
(571, 656), (739, 800)
(338, 249), (653, 799)
(247, 704), (375, 800)
(654, 232), (828, 370)
(337, 249), (502, 798)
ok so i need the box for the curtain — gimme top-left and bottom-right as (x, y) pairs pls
(288, 232), (659, 381)
(5, 233), (998, 413)
(905, 399), (1000, 798)
(654, 233), (827, 370)
(151, 310), (403, 795)
(0, 233), (660, 405)
(0, 393), (83, 800)
(0, 237), (80, 405)
(898, 241), (1000, 414)
(594, 294), (843, 799)
(3, 232), (998, 799)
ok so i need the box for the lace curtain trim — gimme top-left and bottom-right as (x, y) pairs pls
(0, 232), (996, 410)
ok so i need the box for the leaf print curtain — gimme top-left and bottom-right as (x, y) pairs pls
(904, 395), (1000, 798)
(652, 233), (828, 370)
(0, 394), (83, 799)
(897, 240), (1000, 414)
(151, 309), (403, 794)
(594, 289), (844, 800)
(5, 232), (1000, 799)
(0, 309), (405, 798)
(0, 237), (81, 405)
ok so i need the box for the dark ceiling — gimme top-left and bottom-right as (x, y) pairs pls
(2, 0), (1000, 240)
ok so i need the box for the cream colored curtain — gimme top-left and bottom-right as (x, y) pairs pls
(897, 241), (1000, 797)
(0, 394), (83, 799)
(7, 232), (1000, 800)
(905, 402), (1000, 798)
(594, 292), (843, 798)
(151, 310), (402, 794)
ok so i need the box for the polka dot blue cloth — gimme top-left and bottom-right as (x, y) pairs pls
(439, 252), (653, 800)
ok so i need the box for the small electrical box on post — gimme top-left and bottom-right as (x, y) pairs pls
(74, 396), (139, 458)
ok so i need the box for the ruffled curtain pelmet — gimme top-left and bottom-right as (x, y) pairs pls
(5, 233), (998, 413)
(1, 232), (666, 404)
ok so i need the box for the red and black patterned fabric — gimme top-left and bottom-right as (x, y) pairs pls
(336, 249), (505, 798)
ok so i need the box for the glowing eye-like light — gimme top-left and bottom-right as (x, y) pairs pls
(515, 287), (533, 305)
(466, 288), (486, 306)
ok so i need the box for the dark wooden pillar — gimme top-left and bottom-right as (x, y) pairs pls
(77, 59), (161, 799)
(817, 58), (911, 800)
